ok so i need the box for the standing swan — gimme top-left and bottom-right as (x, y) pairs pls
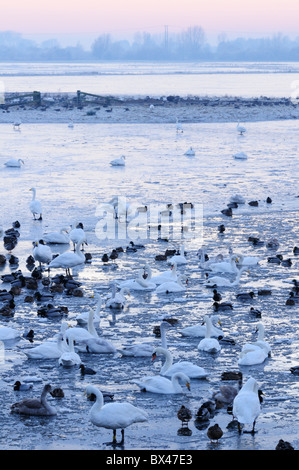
(11, 384), (57, 416)
(48, 236), (86, 276)
(85, 385), (148, 446)
(29, 188), (42, 220)
(232, 377), (262, 433)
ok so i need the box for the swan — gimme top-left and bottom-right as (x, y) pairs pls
(76, 296), (103, 326)
(11, 384), (57, 416)
(48, 236), (86, 276)
(58, 337), (82, 367)
(68, 119), (74, 128)
(205, 266), (248, 288)
(232, 377), (262, 433)
(69, 223), (87, 250)
(0, 326), (21, 341)
(155, 274), (188, 294)
(117, 321), (170, 357)
(29, 188), (42, 220)
(4, 158), (24, 168)
(235, 253), (261, 266)
(184, 147), (195, 156)
(33, 240), (52, 267)
(237, 346), (268, 366)
(134, 372), (191, 394)
(152, 346), (208, 379)
(24, 333), (68, 359)
(209, 255), (239, 274)
(76, 307), (117, 354)
(176, 118), (183, 133)
(212, 375), (243, 407)
(240, 322), (271, 357)
(180, 314), (223, 338)
(43, 228), (70, 244)
(236, 121), (246, 135)
(106, 284), (130, 309)
(167, 245), (187, 265)
(118, 268), (156, 291)
(150, 262), (178, 285)
(197, 316), (221, 354)
(110, 155), (126, 166)
(13, 120), (21, 130)
(233, 152), (248, 160)
(85, 385), (148, 445)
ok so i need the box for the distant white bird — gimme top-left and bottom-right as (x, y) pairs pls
(233, 152), (248, 160)
(29, 188), (43, 220)
(13, 120), (21, 130)
(110, 155), (126, 166)
(149, 104), (155, 111)
(4, 158), (24, 168)
(237, 121), (246, 135)
(43, 228), (70, 244)
(184, 147), (195, 156)
(176, 118), (183, 133)
(232, 377), (262, 433)
(68, 119), (74, 128)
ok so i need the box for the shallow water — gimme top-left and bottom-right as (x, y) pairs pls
(0, 120), (298, 450)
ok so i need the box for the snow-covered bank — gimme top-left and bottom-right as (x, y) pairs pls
(0, 93), (299, 124)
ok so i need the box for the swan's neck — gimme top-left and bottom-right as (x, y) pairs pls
(68, 337), (75, 352)
(31, 189), (36, 201)
(171, 374), (183, 392)
(91, 389), (104, 414)
(160, 324), (168, 349)
(136, 270), (150, 287)
(40, 388), (49, 406)
(160, 348), (173, 374)
(111, 284), (116, 299)
(257, 324), (265, 341)
(177, 276), (185, 287)
(205, 317), (212, 338)
(88, 309), (99, 338)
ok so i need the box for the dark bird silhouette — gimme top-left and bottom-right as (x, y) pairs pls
(207, 423), (223, 443)
(177, 405), (192, 427)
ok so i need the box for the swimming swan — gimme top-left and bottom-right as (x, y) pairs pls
(117, 321), (170, 357)
(152, 346), (208, 379)
(134, 372), (191, 394)
(205, 266), (248, 288)
(4, 158), (24, 168)
(155, 274), (188, 294)
(197, 316), (221, 353)
(180, 314), (223, 338)
(11, 384), (57, 416)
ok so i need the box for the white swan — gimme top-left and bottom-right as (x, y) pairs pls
(76, 296), (103, 326)
(58, 337), (81, 367)
(106, 285), (130, 309)
(205, 266), (248, 288)
(68, 119), (74, 128)
(13, 120), (21, 130)
(184, 147), (195, 156)
(118, 268), (156, 291)
(134, 372), (191, 394)
(153, 346), (208, 379)
(197, 316), (221, 354)
(230, 194), (245, 204)
(236, 121), (246, 135)
(43, 228), (70, 244)
(77, 307), (117, 354)
(233, 152), (248, 160)
(48, 236), (86, 275)
(85, 384), (148, 445)
(4, 158), (24, 168)
(232, 377), (262, 433)
(176, 118), (183, 133)
(117, 321), (170, 357)
(167, 245), (187, 265)
(150, 262), (179, 285)
(239, 322), (271, 361)
(0, 325), (21, 341)
(238, 346), (268, 366)
(110, 155), (126, 166)
(29, 188), (42, 220)
(155, 274), (188, 294)
(69, 223), (87, 250)
(235, 253), (261, 266)
(180, 315), (223, 338)
(33, 240), (52, 267)
(209, 255), (239, 274)
(25, 333), (68, 360)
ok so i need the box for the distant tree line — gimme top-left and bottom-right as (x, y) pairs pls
(0, 28), (299, 61)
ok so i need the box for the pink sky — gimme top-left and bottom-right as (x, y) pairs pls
(0, 0), (298, 40)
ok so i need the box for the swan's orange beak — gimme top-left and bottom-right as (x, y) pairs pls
(186, 382), (191, 391)
(152, 352), (157, 362)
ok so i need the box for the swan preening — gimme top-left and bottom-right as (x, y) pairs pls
(118, 267), (156, 291)
(43, 228), (70, 244)
(232, 377), (262, 433)
(29, 188), (42, 220)
(152, 347), (208, 379)
(4, 158), (24, 167)
(85, 385), (148, 445)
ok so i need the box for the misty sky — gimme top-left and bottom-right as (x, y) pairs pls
(1, 0), (298, 47)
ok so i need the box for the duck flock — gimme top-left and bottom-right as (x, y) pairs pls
(0, 122), (298, 451)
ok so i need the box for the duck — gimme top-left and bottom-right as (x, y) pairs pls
(213, 301), (233, 311)
(13, 381), (33, 391)
(4, 158), (24, 168)
(150, 262), (179, 285)
(293, 246), (299, 255)
(155, 274), (188, 294)
(85, 385), (148, 446)
(152, 346), (208, 379)
(134, 372), (191, 394)
(207, 424), (223, 443)
(48, 236), (86, 276)
(275, 439), (295, 451)
(232, 377), (262, 433)
(110, 155), (126, 166)
(177, 405), (192, 427)
(213, 289), (222, 301)
(43, 228), (70, 244)
(29, 188), (43, 220)
(80, 364), (96, 375)
(33, 240), (52, 268)
(236, 121), (246, 135)
(205, 266), (248, 288)
(106, 284), (130, 309)
(197, 316), (221, 354)
(58, 337), (82, 367)
(180, 315), (223, 339)
(236, 291), (255, 301)
(11, 384), (57, 416)
(117, 321), (170, 357)
(184, 147), (195, 156)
